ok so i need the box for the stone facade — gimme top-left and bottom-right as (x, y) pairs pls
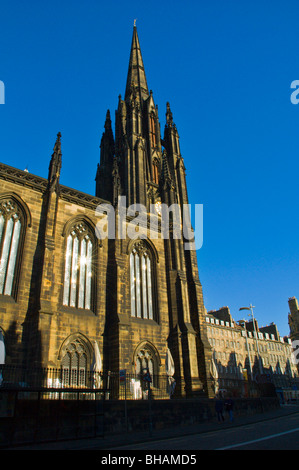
(206, 306), (297, 394)
(0, 26), (213, 397)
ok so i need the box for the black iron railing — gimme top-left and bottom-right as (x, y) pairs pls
(0, 364), (104, 391)
(108, 371), (171, 400)
(1, 365), (297, 400)
(0, 365), (173, 400)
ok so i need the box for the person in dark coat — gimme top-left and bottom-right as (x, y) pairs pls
(225, 397), (234, 422)
(215, 395), (225, 422)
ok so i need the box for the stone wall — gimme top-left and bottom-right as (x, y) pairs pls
(0, 395), (280, 447)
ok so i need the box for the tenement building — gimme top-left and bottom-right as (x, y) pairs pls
(0, 26), (213, 397)
(206, 306), (297, 396)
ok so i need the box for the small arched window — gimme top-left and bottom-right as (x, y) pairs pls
(130, 241), (155, 320)
(0, 198), (24, 297)
(134, 343), (159, 386)
(61, 336), (90, 387)
(63, 221), (94, 310)
(135, 347), (155, 376)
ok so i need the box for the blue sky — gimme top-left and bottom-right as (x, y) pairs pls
(1, 0), (299, 336)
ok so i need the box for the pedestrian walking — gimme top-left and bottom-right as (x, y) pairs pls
(215, 395), (225, 422)
(225, 396), (234, 422)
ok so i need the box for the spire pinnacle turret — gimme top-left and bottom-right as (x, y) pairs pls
(166, 102), (174, 126)
(125, 25), (149, 102)
(95, 110), (115, 200)
(48, 132), (62, 192)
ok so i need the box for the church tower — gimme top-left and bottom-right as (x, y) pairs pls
(96, 25), (213, 397)
(96, 25), (162, 210)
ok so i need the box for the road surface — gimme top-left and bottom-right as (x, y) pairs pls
(105, 411), (299, 450)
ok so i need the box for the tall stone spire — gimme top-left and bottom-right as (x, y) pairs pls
(125, 25), (149, 102)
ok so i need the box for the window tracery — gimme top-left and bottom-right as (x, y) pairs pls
(130, 241), (155, 320)
(0, 199), (24, 297)
(63, 221), (94, 310)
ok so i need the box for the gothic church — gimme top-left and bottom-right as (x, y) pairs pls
(0, 26), (213, 397)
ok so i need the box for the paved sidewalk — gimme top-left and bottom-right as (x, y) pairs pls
(5, 403), (299, 450)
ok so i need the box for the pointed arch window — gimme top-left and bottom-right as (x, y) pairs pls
(61, 337), (90, 387)
(135, 347), (155, 377)
(0, 199), (24, 297)
(63, 221), (94, 310)
(130, 241), (155, 320)
(135, 343), (159, 387)
(152, 158), (159, 185)
(149, 113), (157, 147)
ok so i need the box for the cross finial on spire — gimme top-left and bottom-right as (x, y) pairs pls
(134, 18), (137, 27)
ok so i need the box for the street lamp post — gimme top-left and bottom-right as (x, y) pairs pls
(238, 319), (253, 380)
(239, 305), (263, 376)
